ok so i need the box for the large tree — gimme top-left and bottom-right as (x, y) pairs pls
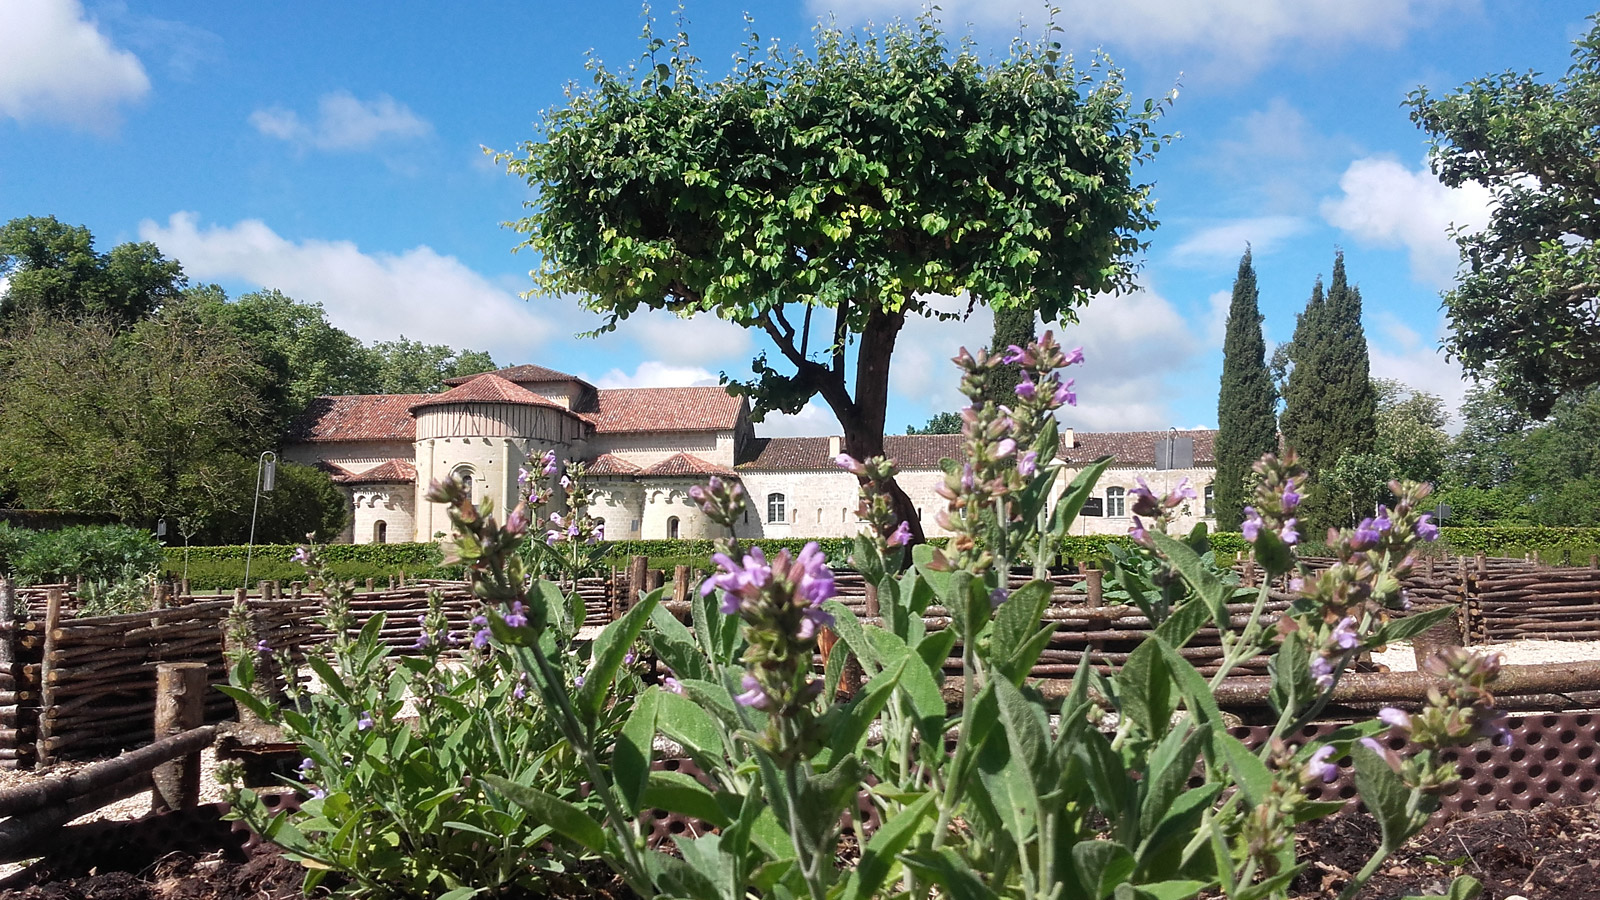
(1322, 378), (1448, 526)
(503, 14), (1169, 539)
(365, 337), (496, 394)
(981, 306), (1037, 410)
(1212, 248), (1278, 530)
(1407, 14), (1600, 418)
(0, 216), (185, 328)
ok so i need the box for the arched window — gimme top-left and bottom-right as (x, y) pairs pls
(767, 493), (786, 524)
(816, 508), (823, 524)
(1203, 484), (1215, 517)
(1106, 486), (1126, 518)
(374, 520), (387, 544)
(452, 466), (475, 499)
(667, 516), (680, 539)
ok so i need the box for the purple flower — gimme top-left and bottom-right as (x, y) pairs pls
(560, 475), (572, 491)
(506, 504), (529, 536)
(1477, 709), (1512, 746)
(512, 682), (527, 700)
(704, 547), (774, 611)
(1377, 707), (1412, 730)
(1359, 736), (1404, 773)
(1241, 507), (1263, 542)
(1416, 514), (1439, 542)
(412, 632), (430, 650)
(792, 542), (837, 608)
(255, 639), (271, 653)
(994, 438), (1016, 459)
(735, 674), (771, 710)
(1351, 518), (1383, 551)
(574, 675), (584, 688)
(1002, 344), (1027, 364)
(1279, 518), (1300, 546)
(1129, 516), (1149, 545)
(1018, 450), (1038, 478)
(989, 587), (1009, 608)
(357, 711), (373, 731)
(1130, 478), (1160, 518)
(1305, 744), (1338, 783)
(1331, 616), (1359, 650)
(1282, 487), (1302, 510)
(1014, 372), (1037, 400)
(1063, 346), (1085, 366)
(887, 520), (913, 547)
(308, 787), (327, 800)
(1165, 477), (1198, 506)
(834, 453), (866, 476)
(541, 450), (558, 476)
(473, 628), (490, 649)
(663, 676), (685, 696)
(298, 757), (315, 776)
(290, 547), (311, 565)
(504, 602), (528, 629)
(517, 467), (531, 487)
(1310, 655), (1334, 689)
(1053, 379), (1077, 407)
(623, 651), (636, 666)
(960, 465), (976, 491)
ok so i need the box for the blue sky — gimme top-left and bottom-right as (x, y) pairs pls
(1, 1), (1592, 437)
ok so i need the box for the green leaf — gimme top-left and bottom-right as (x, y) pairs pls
(616, 686), (659, 813)
(656, 689), (725, 759)
(436, 888), (480, 900)
(481, 775), (606, 853)
(1117, 879), (1209, 900)
(1353, 741), (1420, 851)
(1051, 456), (1114, 537)
(1217, 734), (1272, 808)
(1135, 784), (1223, 880)
(990, 579), (1051, 662)
(816, 658), (906, 768)
(868, 628), (946, 743)
(1115, 639), (1174, 738)
(994, 675), (1055, 793)
(840, 792), (939, 900)
(1399, 875), (1483, 900)
(641, 770), (731, 828)
(645, 846), (724, 900)
(1139, 724), (1210, 841)
(577, 587), (660, 718)
(1073, 841), (1135, 900)
(902, 848), (1002, 900)
(1370, 604), (1457, 647)
(1148, 531), (1232, 632)
(824, 599), (883, 673)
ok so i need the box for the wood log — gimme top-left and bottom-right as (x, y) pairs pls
(35, 590), (59, 766)
(0, 724), (215, 818)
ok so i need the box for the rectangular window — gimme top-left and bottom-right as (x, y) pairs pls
(1106, 487), (1126, 518)
(767, 493), (786, 524)
(1204, 484), (1215, 517)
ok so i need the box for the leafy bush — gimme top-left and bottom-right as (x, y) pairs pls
(77, 563), (157, 617)
(7, 524), (162, 584)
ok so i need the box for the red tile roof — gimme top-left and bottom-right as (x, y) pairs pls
(584, 453), (642, 476)
(410, 373), (572, 412)
(336, 460), (418, 484)
(592, 387), (745, 434)
(443, 363), (592, 389)
(288, 395), (429, 442)
(638, 452), (738, 478)
(738, 430), (1217, 471)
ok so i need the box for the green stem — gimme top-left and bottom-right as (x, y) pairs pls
(1210, 580), (1274, 689)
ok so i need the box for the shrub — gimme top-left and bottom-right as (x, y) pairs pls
(9, 524), (162, 584)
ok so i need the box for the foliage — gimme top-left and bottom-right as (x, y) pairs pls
(364, 336), (496, 394)
(77, 563), (157, 617)
(1445, 385), (1600, 527)
(207, 461), (350, 546)
(0, 303), (271, 531)
(1279, 253), (1377, 529)
(1407, 15), (1600, 417)
(1446, 382), (1530, 490)
(1214, 248), (1279, 531)
(503, 11), (1172, 538)
(224, 542), (630, 898)
(0, 215), (185, 328)
(905, 412), (963, 435)
(981, 305), (1036, 409)
(2, 524), (162, 584)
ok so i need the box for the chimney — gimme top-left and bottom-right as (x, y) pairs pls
(827, 435), (841, 458)
(1062, 428), (1074, 449)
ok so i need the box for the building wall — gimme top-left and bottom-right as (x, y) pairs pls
(640, 482), (721, 539)
(410, 435), (582, 542)
(283, 441), (414, 474)
(588, 480), (645, 540)
(592, 430), (733, 467)
(1064, 467), (1216, 537)
(351, 486), (416, 546)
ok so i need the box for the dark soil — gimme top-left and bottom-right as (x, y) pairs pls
(1293, 802), (1600, 899)
(0, 852), (304, 900)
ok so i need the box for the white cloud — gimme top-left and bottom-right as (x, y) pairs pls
(889, 294), (994, 423)
(810, 0), (1467, 70)
(1321, 157), (1493, 287)
(1059, 288), (1202, 431)
(757, 401), (839, 438)
(592, 361), (720, 389)
(0, 0), (149, 130)
(1367, 312), (1470, 430)
(1171, 216), (1310, 263)
(249, 91), (430, 151)
(139, 212), (559, 361)
(1204, 289), (1232, 346)
(599, 310), (754, 367)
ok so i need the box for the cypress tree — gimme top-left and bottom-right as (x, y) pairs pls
(1213, 248), (1279, 530)
(1280, 251), (1378, 526)
(982, 304), (1037, 409)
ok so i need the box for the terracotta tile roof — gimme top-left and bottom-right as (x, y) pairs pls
(443, 363), (591, 389)
(287, 395), (429, 442)
(336, 460), (417, 485)
(312, 460), (354, 478)
(592, 387), (745, 433)
(584, 453), (642, 476)
(410, 374), (570, 412)
(738, 430), (1217, 471)
(638, 452), (738, 478)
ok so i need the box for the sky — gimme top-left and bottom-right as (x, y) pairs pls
(1, 0), (1593, 438)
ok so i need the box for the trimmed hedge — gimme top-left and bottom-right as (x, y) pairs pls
(163, 542), (453, 591)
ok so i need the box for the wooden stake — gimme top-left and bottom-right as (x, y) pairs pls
(151, 663), (207, 812)
(34, 590), (60, 767)
(673, 565), (690, 604)
(1086, 567), (1104, 608)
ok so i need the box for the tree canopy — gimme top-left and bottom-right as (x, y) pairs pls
(0, 215), (186, 328)
(1408, 14), (1600, 418)
(906, 411), (963, 435)
(1212, 248), (1278, 530)
(365, 337), (496, 394)
(504, 14), (1170, 538)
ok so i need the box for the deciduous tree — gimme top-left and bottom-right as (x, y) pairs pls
(503, 14), (1170, 539)
(0, 215), (184, 328)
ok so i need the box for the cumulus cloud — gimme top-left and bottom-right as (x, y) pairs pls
(1171, 216), (1310, 263)
(1367, 312), (1470, 430)
(1321, 157), (1493, 287)
(0, 0), (149, 130)
(250, 91), (430, 151)
(139, 212), (559, 361)
(598, 310), (754, 368)
(592, 361), (720, 389)
(757, 401), (840, 438)
(810, 0), (1466, 70)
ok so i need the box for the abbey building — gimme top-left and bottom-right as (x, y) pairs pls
(284, 364), (1219, 544)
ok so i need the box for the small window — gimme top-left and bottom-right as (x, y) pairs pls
(767, 493), (786, 524)
(667, 516), (680, 539)
(816, 508), (822, 524)
(374, 520), (387, 544)
(1106, 487), (1126, 518)
(453, 466), (475, 499)
(1203, 485), (1215, 517)
(842, 508), (848, 523)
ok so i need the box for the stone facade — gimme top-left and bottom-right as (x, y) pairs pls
(284, 365), (1220, 543)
